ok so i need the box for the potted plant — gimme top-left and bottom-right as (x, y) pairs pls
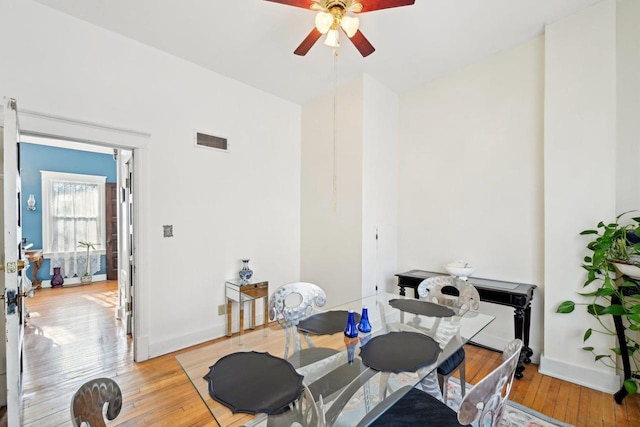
(77, 241), (96, 285)
(557, 211), (640, 398)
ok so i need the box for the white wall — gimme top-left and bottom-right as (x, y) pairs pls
(362, 76), (399, 296)
(540, 0), (618, 393)
(301, 75), (398, 306)
(0, 0), (302, 358)
(397, 36), (545, 355)
(301, 77), (364, 306)
(617, 0), (640, 213)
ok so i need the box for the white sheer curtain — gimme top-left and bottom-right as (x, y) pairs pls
(42, 171), (105, 277)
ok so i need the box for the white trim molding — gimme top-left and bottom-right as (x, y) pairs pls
(539, 353), (620, 393)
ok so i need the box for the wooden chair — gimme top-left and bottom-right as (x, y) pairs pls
(70, 378), (122, 427)
(357, 339), (523, 427)
(417, 276), (481, 402)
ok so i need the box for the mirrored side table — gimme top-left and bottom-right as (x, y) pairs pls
(225, 279), (269, 340)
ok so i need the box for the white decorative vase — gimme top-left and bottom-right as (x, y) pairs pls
(80, 275), (92, 285)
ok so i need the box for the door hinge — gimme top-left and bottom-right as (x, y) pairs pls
(127, 302), (133, 312)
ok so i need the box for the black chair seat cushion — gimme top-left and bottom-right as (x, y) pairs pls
(297, 310), (361, 335)
(437, 347), (465, 376)
(366, 387), (469, 427)
(286, 347), (341, 369)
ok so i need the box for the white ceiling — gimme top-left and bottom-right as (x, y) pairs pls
(33, 0), (602, 105)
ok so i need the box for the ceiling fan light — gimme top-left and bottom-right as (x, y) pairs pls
(340, 16), (359, 38)
(315, 12), (333, 34)
(324, 29), (340, 47)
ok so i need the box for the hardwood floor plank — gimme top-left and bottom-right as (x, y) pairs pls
(531, 373), (552, 412)
(16, 281), (640, 426)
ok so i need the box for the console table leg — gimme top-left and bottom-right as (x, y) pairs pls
(514, 307), (526, 379)
(523, 305), (533, 363)
(226, 300), (233, 337)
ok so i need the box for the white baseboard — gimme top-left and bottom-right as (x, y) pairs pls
(471, 332), (540, 364)
(149, 312), (267, 358)
(148, 325), (226, 358)
(135, 335), (149, 362)
(539, 353), (620, 393)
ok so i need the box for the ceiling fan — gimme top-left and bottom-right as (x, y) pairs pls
(265, 0), (416, 57)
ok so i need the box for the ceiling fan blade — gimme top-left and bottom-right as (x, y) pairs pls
(358, 0), (415, 13)
(263, 0), (317, 9)
(347, 29), (375, 57)
(294, 28), (323, 56)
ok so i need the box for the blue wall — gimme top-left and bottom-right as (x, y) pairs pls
(20, 142), (117, 281)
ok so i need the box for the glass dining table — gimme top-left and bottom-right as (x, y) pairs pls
(176, 291), (495, 427)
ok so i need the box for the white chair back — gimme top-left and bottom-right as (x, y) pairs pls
(457, 339), (523, 426)
(269, 282), (327, 357)
(418, 276), (480, 313)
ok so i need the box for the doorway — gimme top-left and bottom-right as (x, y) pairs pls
(18, 134), (136, 350)
(1, 103), (147, 422)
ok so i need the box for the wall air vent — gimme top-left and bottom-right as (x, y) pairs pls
(194, 131), (228, 152)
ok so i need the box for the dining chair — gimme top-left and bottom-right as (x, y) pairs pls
(375, 300), (444, 401)
(417, 276), (481, 402)
(356, 339), (523, 427)
(269, 281), (330, 360)
(71, 377), (122, 427)
(265, 382), (324, 427)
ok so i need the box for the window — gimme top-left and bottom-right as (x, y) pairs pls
(41, 171), (106, 276)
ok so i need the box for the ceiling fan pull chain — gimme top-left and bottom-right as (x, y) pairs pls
(332, 51), (338, 212)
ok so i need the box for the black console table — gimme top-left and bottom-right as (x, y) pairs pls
(395, 269), (536, 379)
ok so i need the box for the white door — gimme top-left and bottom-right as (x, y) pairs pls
(117, 150), (135, 351)
(1, 97), (25, 426)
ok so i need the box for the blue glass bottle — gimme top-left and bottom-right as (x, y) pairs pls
(344, 336), (358, 364)
(344, 309), (359, 338)
(357, 306), (372, 333)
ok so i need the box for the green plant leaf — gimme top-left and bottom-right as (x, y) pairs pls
(583, 328), (592, 342)
(611, 347), (622, 356)
(593, 251), (606, 268)
(618, 281), (640, 288)
(600, 288), (617, 297)
(580, 230), (599, 235)
(584, 274), (596, 287)
(624, 379), (638, 394)
(628, 305), (640, 314)
(600, 305), (626, 315)
(587, 304), (606, 316)
(584, 256), (593, 263)
(557, 301), (575, 313)
(595, 354), (610, 361)
(629, 324), (640, 331)
(582, 346), (594, 351)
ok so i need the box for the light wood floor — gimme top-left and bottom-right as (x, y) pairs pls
(19, 281), (640, 426)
